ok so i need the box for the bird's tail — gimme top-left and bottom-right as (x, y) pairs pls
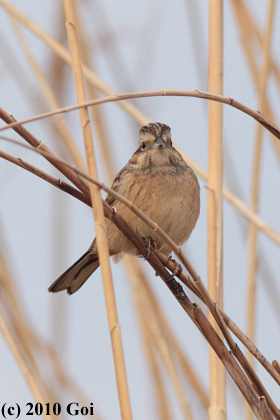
(48, 250), (99, 295)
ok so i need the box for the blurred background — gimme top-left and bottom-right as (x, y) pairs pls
(0, 0), (280, 419)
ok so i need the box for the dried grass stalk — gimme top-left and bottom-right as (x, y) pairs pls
(62, 1), (132, 418)
(245, 1), (276, 419)
(207, 1), (226, 418)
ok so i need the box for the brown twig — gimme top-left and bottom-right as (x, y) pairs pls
(0, 150), (90, 206)
(0, 107), (90, 198)
(0, 89), (279, 140)
(155, 253), (280, 387)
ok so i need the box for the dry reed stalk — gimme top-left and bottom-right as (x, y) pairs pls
(207, 1), (226, 419)
(236, 0), (280, 90)
(61, 1), (132, 419)
(141, 313), (193, 420)
(11, 14), (81, 370)
(231, 0), (280, 162)
(0, 308), (58, 420)
(47, 2), (68, 96)
(0, 0), (147, 126)
(245, 2), (276, 419)
(124, 257), (193, 419)
(125, 256), (209, 410)
(0, 248), (58, 407)
(0, 110), (90, 202)
(179, 150), (280, 247)
(272, 360), (280, 375)
(10, 19), (87, 172)
(142, 328), (170, 419)
(0, 150), (89, 204)
(1, 291), (105, 420)
(155, 280), (273, 419)
(154, 253), (280, 387)
(35, 343), (106, 420)
(72, 1), (115, 181)
(133, 294), (176, 418)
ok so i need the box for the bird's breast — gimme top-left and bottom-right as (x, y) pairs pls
(107, 166), (200, 256)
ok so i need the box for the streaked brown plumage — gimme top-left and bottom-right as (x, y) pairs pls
(48, 122), (200, 295)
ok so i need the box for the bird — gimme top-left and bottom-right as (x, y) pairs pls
(48, 122), (200, 295)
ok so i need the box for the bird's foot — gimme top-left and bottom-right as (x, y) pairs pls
(166, 256), (183, 282)
(137, 236), (157, 260)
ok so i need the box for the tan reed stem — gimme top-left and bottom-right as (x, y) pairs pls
(0, 249), (57, 409)
(124, 257), (193, 419)
(231, 0), (280, 163)
(124, 256), (209, 410)
(0, 309), (58, 420)
(72, 1), (115, 181)
(10, 18), (86, 172)
(0, 0), (147, 126)
(245, 1), (276, 420)
(143, 328), (170, 419)
(61, 1), (132, 418)
(207, 1), (226, 419)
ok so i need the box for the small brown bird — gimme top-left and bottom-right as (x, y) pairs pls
(48, 122), (200, 295)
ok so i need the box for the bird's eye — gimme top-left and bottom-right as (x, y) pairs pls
(141, 142), (146, 151)
(170, 140), (173, 146)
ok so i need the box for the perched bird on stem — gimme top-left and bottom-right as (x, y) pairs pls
(49, 122), (200, 295)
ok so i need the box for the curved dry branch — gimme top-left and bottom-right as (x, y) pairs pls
(0, 90), (279, 139)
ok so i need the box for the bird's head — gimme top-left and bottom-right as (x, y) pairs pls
(129, 122), (186, 173)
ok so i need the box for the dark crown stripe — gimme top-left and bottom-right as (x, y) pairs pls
(140, 122), (171, 137)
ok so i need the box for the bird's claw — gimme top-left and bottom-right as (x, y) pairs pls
(137, 236), (157, 260)
(166, 256), (183, 282)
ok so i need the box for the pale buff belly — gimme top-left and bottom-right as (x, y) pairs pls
(106, 167), (200, 257)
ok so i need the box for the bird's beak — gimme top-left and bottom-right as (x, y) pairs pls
(153, 137), (166, 149)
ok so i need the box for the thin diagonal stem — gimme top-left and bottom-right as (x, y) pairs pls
(245, 1), (275, 419)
